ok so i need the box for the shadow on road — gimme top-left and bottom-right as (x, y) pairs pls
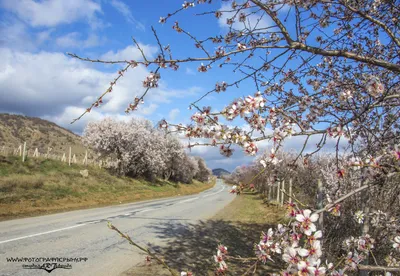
(121, 219), (277, 275)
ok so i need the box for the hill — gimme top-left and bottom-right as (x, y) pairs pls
(0, 113), (87, 158)
(212, 168), (230, 177)
(0, 155), (214, 220)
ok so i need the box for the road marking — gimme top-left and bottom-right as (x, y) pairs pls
(87, 220), (102, 224)
(136, 208), (155, 213)
(0, 183), (227, 245)
(0, 224), (86, 245)
(178, 197), (199, 204)
(202, 186), (225, 198)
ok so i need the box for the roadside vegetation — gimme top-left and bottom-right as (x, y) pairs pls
(0, 155), (214, 221)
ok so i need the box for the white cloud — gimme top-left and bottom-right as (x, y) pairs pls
(218, 2), (272, 31)
(36, 29), (54, 44)
(100, 44), (158, 61)
(56, 32), (104, 49)
(168, 108), (180, 121)
(0, 45), (203, 133)
(0, 20), (36, 51)
(1, 0), (102, 27)
(110, 0), (145, 31)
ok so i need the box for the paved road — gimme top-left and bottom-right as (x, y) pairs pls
(0, 179), (234, 276)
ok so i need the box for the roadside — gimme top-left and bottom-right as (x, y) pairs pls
(0, 156), (214, 221)
(122, 191), (286, 275)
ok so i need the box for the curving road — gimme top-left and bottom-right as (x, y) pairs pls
(0, 179), (234, 276)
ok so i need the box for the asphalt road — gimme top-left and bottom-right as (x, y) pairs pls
(0, 179), (234, 276)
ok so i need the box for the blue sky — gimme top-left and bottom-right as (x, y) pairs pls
(0, 0), (342, 171)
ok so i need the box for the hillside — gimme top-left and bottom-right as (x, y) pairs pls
(212, 168), (230, 177)
(0, 113), (87, 158)
(0, 156), (214, 220)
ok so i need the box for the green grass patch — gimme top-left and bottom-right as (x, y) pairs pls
(0, 155), (215, 220)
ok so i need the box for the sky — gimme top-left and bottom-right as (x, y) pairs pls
(0, 0), (342, 171)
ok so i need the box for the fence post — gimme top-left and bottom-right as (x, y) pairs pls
(289, 178), (293, 203)
(22, 142), (27, 162)
(83, 150), (88, 166)
(68, 147), (72, 166)
(276, 181), (280, 204)
(281, 180), (285, 206)
(316, 179), (324, 233)
(268, 184), (272, 201)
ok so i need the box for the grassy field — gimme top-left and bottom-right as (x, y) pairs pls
(123, 192), (286, 276)
(0, 155), (214, 221)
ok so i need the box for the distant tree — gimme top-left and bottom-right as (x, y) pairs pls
(173, 155), (199, 184)
(83, 117), (168, 180)
(194, 156), (212, 182)
(163, 135), (187, 180)
(83, 117), (211, 183)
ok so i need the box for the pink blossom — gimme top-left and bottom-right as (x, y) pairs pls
(282, 247), (299, 264)
(296, 210), (319, 236)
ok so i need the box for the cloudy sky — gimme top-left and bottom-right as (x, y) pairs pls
(0, 0), (342, 171)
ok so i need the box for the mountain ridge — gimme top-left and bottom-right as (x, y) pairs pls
(0, 113), (86, 158)
(212, 168), (230, 177)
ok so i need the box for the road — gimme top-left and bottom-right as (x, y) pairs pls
(0, 179), (234, 276)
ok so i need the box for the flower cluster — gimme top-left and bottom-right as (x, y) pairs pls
(182, 1), (194, 9)
(343, 235), (375, 269)
(220, 145), (234, 157)
(215, 81), (227, 92)
(213, 244), (228, 273)
(221, 92), (266, 121)
(260, 148), (281, 166)
(366, 77), (385, 98)
(125, 97), (144, 114)
(142, 72), (160, 88)
(252, 208), (333, 275)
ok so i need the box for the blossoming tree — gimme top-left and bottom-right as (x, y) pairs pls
(71, 0), (399, 274)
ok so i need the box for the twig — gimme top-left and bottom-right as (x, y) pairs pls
(108, 222), (178, 276)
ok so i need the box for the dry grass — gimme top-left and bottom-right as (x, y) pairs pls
(124, 192), (286, 276)
(0, 155), (214, 221)
(0, 113), (88, 158)
(213, 192), (286, 225)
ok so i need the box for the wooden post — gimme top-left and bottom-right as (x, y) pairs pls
(276, 181), (280, 203)
(281, 180), (285, 205)
(268, 184), (272, 201)
(316, 179), (324, 230)
(83, 150), (88, 166)
(289, 178), (293, 203)
(68, 147), (72, 166)
(359, 169), (369, 276)
(22, 142), (27, 162)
